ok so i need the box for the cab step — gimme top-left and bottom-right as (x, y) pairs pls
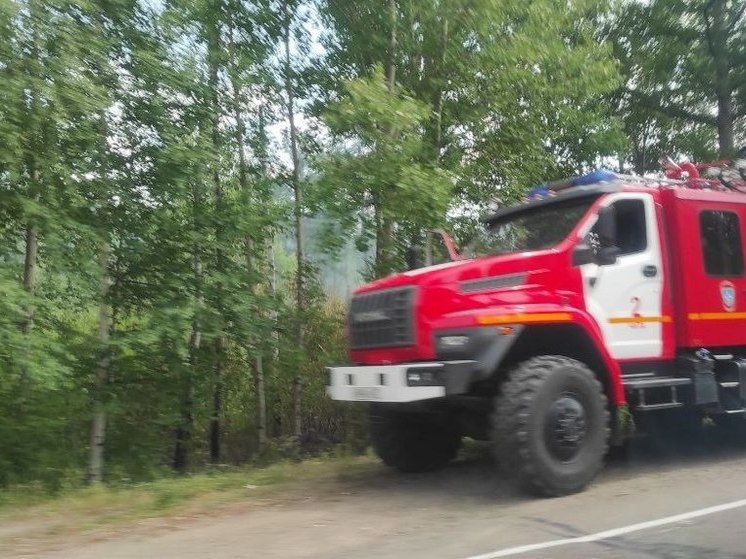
(621, 372), (655, 379)
(636, 402), (684, 411)
(623, 377), (692, 389)
(623, 376), (692, 411)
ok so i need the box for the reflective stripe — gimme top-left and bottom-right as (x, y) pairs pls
(688, 312), (746, 320)
(477, 312), (573, 325)
(608, 315), (672, 324)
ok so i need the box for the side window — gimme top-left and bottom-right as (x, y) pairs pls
(614, 199), (647, 255)
(589, 199), (647, 256)
(700, 210), (744, 276)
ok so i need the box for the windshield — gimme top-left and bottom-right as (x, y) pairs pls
(465, 198), (595, 258)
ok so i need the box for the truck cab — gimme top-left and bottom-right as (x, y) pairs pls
(327, 171), (746, 496)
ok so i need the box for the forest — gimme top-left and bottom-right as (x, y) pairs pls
(0, 0), (743, 489)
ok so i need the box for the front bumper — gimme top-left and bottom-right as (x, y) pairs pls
(326, 361), (476, 403)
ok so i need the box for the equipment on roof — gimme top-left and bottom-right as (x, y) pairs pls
(662, 154), (746, 193)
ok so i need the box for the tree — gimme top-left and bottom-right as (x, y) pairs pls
(277, 0), (309, 439)
(0, 0), (648, 490)
(612, 0), (745, 160)
(0, 0), (118, 485)
(318, 68), (452, 277)
(225, 0), (279, 454)
(316, 0), (622, 265)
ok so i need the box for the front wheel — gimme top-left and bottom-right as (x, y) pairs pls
(369, 403), (462, 473)
(492, 356), (610, 496)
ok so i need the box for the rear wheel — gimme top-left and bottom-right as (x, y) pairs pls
(369, 403), (462, 473)
(492, 356), (610, 496)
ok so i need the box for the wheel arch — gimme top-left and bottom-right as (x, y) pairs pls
(498, 323), (625, 408)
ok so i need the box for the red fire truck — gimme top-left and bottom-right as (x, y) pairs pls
(327, 159), (746, 496)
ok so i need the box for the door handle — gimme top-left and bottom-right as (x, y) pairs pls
(642, 265), (658, 278)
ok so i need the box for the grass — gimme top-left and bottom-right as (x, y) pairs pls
(0, 453), (381, 548)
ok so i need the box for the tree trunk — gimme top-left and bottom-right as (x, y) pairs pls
(716, 93), (735, 157)
(20, 5), (42, 386)
(228, 21), (269, 454)
(22, 222), (37, 331)
(375, 211), (394, 278)
(267, 235), (279, 364)
(87, 242), (110, 484)
(432, 16), (448, 162)
(206, 5), (226, 463)
(633, 121), (650, 175)
(21, 222), (38, 384)
(283, 0), (303, 440)
(173, 324), (197, 472)
(704, 0), (735, 157)
(252, 354), (267, 450)
(386, 0), (397, 94)
(210, 337), (224, 463)
(261, 231), (277, 445)
(373, 0), (398, 279)
(292, 376), (301, 440)
(206, 0), (226, 462)
(173, 249), (201, 472)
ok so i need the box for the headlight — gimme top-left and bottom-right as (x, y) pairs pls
(439, 335), (470, 348)
(406, 366), (444, 386)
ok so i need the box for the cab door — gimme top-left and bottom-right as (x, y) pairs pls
(579, 193), (667, 360)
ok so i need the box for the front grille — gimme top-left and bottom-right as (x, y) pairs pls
(349, 286), (415, 349)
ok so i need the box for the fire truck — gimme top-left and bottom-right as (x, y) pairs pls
(327, 157), (746, 496)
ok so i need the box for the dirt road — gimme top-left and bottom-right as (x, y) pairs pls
(8, 428), (746, 559)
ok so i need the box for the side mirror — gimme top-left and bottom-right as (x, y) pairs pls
(572, 242), (619, 267)
(572, 243), (595, 266)
(597, 246), (620, 266)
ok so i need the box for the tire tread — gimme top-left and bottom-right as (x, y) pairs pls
(370, 405), (461, 473)
(492, 355), (610, 496)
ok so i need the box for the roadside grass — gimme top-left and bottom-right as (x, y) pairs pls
(0, 453), (381, 540)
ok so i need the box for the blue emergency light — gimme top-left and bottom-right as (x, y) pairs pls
(526, 170), (617, 200)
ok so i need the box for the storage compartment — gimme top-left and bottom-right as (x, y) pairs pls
(691, 371), (719, 404)
(716, 359), (746, 402)
(678, 353), (719, 404)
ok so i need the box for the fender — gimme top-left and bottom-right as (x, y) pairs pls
(559, 309), (626, 406)
(433, 304), (626, 405)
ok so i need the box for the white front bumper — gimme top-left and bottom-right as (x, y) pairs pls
(326, 363), (446, 403)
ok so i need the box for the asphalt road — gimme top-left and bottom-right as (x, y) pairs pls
(13, 426), (746, 559)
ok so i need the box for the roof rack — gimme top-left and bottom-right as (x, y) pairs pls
(525, 158), (745, 201)
(613, 174), (682, 188)
(615, 174), (735, 192)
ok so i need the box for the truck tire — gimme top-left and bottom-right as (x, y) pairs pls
(369, 403), (461, 473)
(492, 356), (610, 496)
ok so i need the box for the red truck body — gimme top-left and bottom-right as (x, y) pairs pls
(327, 166), (746, 496)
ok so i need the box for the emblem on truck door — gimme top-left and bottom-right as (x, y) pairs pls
(720, 281), (736, 312)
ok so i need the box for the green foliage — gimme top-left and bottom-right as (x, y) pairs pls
(317, 0), (624, 261)
(316, 67), (452, 277)
(609, 0), (745, 165)
(0, 0), (724, 495)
